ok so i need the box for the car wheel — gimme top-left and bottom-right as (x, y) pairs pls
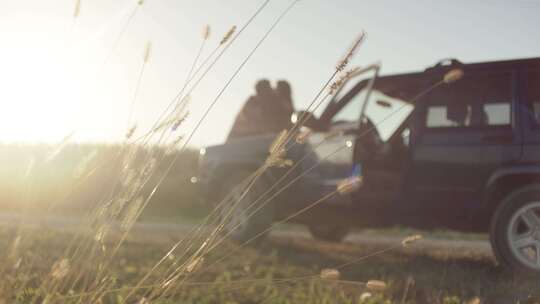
(216, 171), (275, 244)
(490, 184), (540, 274)
(308, 224), (350, 242)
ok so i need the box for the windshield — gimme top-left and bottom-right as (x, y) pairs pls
(330, 86), (414, 141)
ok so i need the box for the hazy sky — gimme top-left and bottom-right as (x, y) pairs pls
(0, 0), (539, 147)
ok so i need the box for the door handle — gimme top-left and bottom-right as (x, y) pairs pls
(481, 134), (513, 144)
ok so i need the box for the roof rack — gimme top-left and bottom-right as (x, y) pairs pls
(425, 58), (463, 72)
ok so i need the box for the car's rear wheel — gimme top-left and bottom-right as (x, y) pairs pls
(308, 224), (350, 242)
(216, 170), (274, 244)
(490, 184), (540, 274)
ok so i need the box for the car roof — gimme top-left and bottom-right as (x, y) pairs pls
(320, 57), (540, 122)
(375, 57), (540, 99)
(380, 57), (540, 81)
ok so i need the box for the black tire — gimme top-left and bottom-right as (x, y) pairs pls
(490, 184), (540, 274)
(308, 224), (350, 243)
(216, 170), (275, 244)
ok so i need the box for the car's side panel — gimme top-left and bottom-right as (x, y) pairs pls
(404, 67), (522, 228)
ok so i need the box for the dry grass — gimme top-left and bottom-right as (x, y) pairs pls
(0, 226), (539, 303)
(0, 0), (527, 303)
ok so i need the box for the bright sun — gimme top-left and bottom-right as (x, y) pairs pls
(0, 10), (90, 143)
(0, 4), (159, 144)
(0, 45), (86, 143)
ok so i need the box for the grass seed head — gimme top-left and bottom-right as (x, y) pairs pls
(467, 297), (481, 304)
(269, 129), (288, 155)
(171, 115), (188, 131)
(443, 69), (464, 84)
(203, 24), (211, 40)
(171, 96), (190, 131)
(152, 96), (190, 133)
(320, 268), (340, 280)
(186, 256), (204, 273)
(337, 176), (363, 195)
(137, 297), (150, 304)
(265, 153), (293, 168)
(295, 128), (312, 144)
(126, 125), (137, 139)
(166, 135), (184, 155)
(360, 292), (372, 301)
(94, 225), (109, 242)
(51, 259), (70, 280)
(336, 32), (366, 72)
(402, 234), (423, 247)
(220, 25), (237, 45)
(73, 0), (81, 18)
(329, 66), (361, 94)
(266, 130), (293, 167)
(143, 41), (152, 63)
(366, 280), (387, 292)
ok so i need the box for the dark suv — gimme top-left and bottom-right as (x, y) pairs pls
(196, 57), (540, 273)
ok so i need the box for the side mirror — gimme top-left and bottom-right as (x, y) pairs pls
(291, 111), (324, 131)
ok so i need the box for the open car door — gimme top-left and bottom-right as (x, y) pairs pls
(295, 71), (377, 207)
(287, 68), (425, 225)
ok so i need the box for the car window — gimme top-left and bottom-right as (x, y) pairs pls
(331, 88), (413, 141)
(331, 90), (363, 124)
(426, 105), (472, 127)
(424, 70), (512, 129)
(527, 69), (540, 125)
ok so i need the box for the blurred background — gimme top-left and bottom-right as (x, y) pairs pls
(0, 0), (539, 220)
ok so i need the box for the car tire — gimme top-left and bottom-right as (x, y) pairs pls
(216, 170), (275, 244)
(490, 184), (540, 274)
(308, 224), (350, 243)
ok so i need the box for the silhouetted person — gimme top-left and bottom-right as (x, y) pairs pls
(228, 79), (275, 140)
(274, 80), (295, 130)
(227, 79), (296, 140)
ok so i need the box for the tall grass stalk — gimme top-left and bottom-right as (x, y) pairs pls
(121, 23), (366, 303)
(44, 1), (283, 301)
(134, 0), (267, 145)
(103, 0), (145, 65)
(123, 1), (301, 299)
(127, 41), (152, 128)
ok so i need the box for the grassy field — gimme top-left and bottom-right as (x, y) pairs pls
(1, 144), (540, 303)
(4, 0), (539, 302)
(1, 222), (539, 304)
(0, 144), (205, 218)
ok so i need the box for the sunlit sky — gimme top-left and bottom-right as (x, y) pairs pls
(0, 0), (539, 147)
